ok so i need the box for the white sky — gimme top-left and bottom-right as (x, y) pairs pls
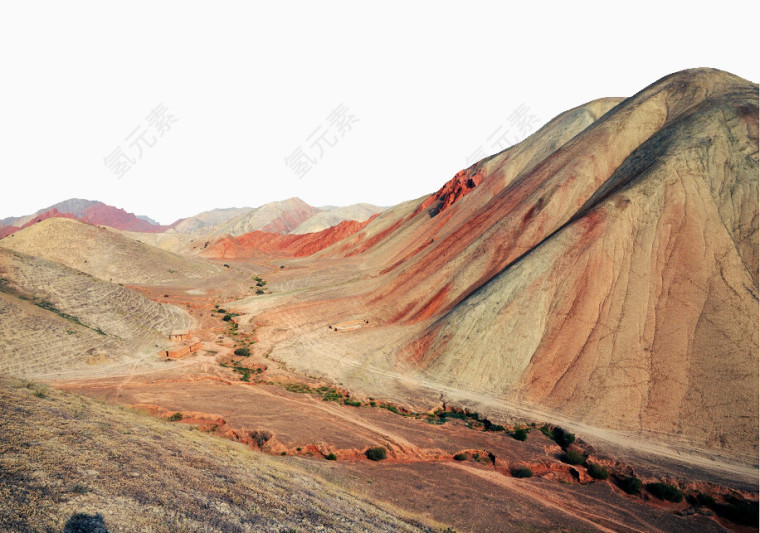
(1, 1), (757, 224)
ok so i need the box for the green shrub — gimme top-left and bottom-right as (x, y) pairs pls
(365, 447), (387, 461)
(512, 428), (528, 441)
(380, 404), (399, 414)
(168, 412), (183, 422)
(453, 453), (468, 461)
(343, 399), (361, 407)
(562, 449), (585, 465)
(587, 462), (609, 480)
(692, 492), (716, 507)
(512, 466), (533, 478)
(325, 453), (337, 461)
(234, 347), (250, 357)
(256, 288), (265, 295)
(646, 482), (683, 503)
(714, 499), (759, 526)
(553, 427), (575, 447)
(223, 314), (234, 322)
(620, 476), (642, 495)
(217, 309), (226, 313)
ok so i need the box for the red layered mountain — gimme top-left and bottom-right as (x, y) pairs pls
(239, 69), (758, 459)
(202, 217), (377, 259)
(0, 199), (176, 238)
(0, 209), (78, 238)
(76, 203), (172, 233)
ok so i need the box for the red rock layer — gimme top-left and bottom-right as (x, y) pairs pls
(203, 216), (377, 259)
(414, 166), (484, 217)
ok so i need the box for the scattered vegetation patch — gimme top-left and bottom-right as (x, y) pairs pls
(219, 361), (261, 382)
(365, 447), (387, 461)
(512, 466), (533, 478)
(343, 399), (361, 407)
(281, 383), (347, 403)
(645, 482), (683, 503)
(168, 412), (183, 422)
(453, 453), (468, 461)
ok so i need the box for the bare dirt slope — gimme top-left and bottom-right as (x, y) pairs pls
(0, 247), (190, 377)
(0, 217), (220, 284)
(232, 68), (758, 461)
(0, 376), (436, 533)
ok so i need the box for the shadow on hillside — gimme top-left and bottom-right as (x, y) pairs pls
(63, 513), (110, 533)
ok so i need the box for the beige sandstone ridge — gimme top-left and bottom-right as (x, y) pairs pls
(291, 203), (386, 234)
(167, 206), (254, 234)
(0, 217), (220, 284)
(0, 248), (190, 378)
(199, 197), (318, 236)
(237, 68), (758, 459)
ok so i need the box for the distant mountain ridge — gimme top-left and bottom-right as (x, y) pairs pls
(1, 198), (386, 239)
(0, 199), (172, 236)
